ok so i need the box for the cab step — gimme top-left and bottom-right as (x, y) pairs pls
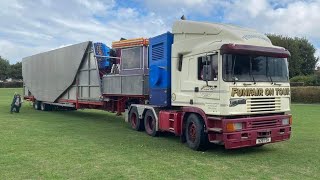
(207, 128), (222, 133)
(209, 140), (223, 145)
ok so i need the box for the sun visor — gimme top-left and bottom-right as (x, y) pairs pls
(221, 44), (290, 58)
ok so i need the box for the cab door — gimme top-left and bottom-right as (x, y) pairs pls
(194, 53), (220, 101)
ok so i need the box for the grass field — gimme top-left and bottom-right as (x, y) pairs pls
(0, 88), (320, 179)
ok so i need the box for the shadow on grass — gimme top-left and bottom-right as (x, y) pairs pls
(28, 107), (276, 156)
(156, 131), (275, 156)
(44, 109), (124, 122)
(206, 143), (275, 155)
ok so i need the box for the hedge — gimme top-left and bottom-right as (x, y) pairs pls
(290, 75), (320, 86)
(291, 86), (320, 103)
(290, 82), (304, 87)
(0, 82), (23, 88)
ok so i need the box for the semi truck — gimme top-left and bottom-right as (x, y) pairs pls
(23, 20), (292, 150)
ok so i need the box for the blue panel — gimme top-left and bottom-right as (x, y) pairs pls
(149, 32), (173, 107)
(150, 89), (170, 107)
(94, 42), (110, 69)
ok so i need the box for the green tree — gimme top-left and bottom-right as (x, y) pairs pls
(9, 62), (22, 80)
(0, 56), (10, 80)
(267, 34), (319, 77)
(297, 38), (319, 75)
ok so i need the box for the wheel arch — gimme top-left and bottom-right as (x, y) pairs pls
(181, 107), (208, 136)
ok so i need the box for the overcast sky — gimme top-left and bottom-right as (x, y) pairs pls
(0, 0), (319, 64)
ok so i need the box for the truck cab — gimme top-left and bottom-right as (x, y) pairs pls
(171, 20), (290, 116)
(129, 20), (292, 150)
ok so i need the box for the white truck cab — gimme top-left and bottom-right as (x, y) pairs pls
(171, 20), (290, 116)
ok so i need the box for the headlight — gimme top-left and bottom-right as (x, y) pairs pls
(226, 122), (243, 132)
(282, 118), (289, 125)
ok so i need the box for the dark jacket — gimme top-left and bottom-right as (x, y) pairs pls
(11, 95), (22, 107)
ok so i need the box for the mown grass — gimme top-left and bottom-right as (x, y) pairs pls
(0, 88), (320, 179)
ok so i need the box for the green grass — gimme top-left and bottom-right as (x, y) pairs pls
(1, 88), (320, 179)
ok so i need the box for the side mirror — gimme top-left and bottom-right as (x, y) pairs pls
(202, 65), (213, 81)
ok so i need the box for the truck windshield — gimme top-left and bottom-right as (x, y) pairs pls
(223, 54), (289, 82)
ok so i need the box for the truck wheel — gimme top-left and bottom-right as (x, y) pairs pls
(144, 110), (158, 137)
(40, 103), (49, 111)
(33, 101), (41, 110)
(185, 114), (208, 151)
(129, 107), (144, 131)
(47, 105), (53, 111)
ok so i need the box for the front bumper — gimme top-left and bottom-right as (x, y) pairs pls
(223, 126), (291, 149)
(209, 114), (292, 149)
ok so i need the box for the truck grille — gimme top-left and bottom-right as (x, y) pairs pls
(247, 97), (281, 113)
(251, 119), (278, 128)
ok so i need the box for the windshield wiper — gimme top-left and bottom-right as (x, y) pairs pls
(232, 55), (237, 84)
(266, 57), (274, 84)
(249, 56), (256, 84)
(269, 75), (274, 84)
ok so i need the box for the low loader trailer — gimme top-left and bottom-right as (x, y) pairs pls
(23, 20), (292, 150)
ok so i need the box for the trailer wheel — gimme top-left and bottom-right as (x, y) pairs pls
(144, 110), (158, 137)
(33, 101), (41, 110)
(129, 107), (144, 131)
(185, 114), (208, 151)
(40, 103), (50, 111)
(40, 103), (46, 111)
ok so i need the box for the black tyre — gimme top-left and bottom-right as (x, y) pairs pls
(129, 107), (144, 131)
(185, 114), (208, 151)
(33, 101), (41, 110)
(47, 105), (53, 111)
(144, 110), (158, 137)
(40, 103), (46, 111)
(40, 103), (52, 111)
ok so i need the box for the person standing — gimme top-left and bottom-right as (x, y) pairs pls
(10, 93), (23, 113)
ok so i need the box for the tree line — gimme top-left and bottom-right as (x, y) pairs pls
(0, 56), (22, 80)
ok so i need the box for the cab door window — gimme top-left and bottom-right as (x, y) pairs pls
(198, 54), (218, 81)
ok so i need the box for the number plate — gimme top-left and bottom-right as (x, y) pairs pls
(256, 137), (271, 144)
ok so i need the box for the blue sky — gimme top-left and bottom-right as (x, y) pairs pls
(0, 0), (319, 65)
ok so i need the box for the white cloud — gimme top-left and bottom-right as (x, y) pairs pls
(0, 0), (170, 63)
(140, 0), (320, 45)
(141, 0), (227, 18)
(0, 40), (50, 61)
(223, 0), (320, 42)
(77, 0), (115, 13)
(223, 0), (320, 65)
